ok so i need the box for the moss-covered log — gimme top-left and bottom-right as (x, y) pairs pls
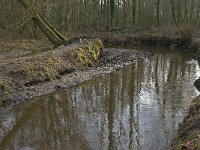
(17, 0), (67, 47)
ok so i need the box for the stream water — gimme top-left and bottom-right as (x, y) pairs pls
(0, 47), (200, 150)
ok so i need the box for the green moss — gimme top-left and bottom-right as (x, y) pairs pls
(8, 53), (62, 85)
(24, 63), (58, 82)
(76, 48), (90, 64)
(87, 45), (97, 60)
(0, 77), (14, 96)
(71, 39), (103, 66)
(94, 40), (102, 57)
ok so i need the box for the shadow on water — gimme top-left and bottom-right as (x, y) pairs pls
(0, 46), (200, 150)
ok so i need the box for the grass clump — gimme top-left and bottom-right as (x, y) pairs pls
(9, 54), (62, 86)
(72, 39), (103, 66)
(0, 77), (14, 98)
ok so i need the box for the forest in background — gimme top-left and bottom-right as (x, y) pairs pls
(0, 0), (200, 39)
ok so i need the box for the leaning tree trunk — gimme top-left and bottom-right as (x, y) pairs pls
(17, 0), (67, 47)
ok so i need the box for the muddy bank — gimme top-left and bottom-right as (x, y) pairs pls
(0, 43), (151, 106)
(103, 35), (199, 55)
(0, 38), (104, 106)
(171, 96), (200, 150)
(172, 61), (200, 150)
(1, 33), (200, 107)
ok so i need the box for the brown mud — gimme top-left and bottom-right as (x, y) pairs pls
(171, 96), (200, 150)
(0, 37), (151, 106)
(0, 38), (104, 106)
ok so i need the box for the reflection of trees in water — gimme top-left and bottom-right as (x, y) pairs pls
(0, 53), (198, 150)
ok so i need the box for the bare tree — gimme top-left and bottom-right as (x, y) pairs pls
(170, 0), (178, 27)
(17, 0), (67, 47)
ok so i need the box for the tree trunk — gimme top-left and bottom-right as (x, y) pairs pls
(17, 0), (67, 47)
(132, 0), (136, 25)
(156, 0), (160, 27)
(122, 0), (127, 27)
(110, 0), (115, 27)
(184, 0), (189, 23)
(170, 0), (178, 27)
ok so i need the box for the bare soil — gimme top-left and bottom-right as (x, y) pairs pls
(0, 38), (104, 106)
(0, 38), (151, 106)
(0, 33), (199, 150)
(171, 96), (200, 150)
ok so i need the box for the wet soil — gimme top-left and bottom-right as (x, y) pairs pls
(0, 47), (151, 106)
(171, 96), (200, 150)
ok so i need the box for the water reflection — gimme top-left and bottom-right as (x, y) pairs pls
(0, 49), (199, 150)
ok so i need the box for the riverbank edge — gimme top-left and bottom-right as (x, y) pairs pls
(1, 34), (200, 99)
(0, 38), (103, 105)
(97, 34), (200, 150)
(0, 48), (151, 107)
(1, 33), (200, 149)
(171, 96), (200, 150)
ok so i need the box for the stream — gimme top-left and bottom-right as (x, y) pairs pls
(0, 46), (199, 150)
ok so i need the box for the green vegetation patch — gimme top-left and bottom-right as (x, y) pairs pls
(71, 39), (103, 66)
(14, 54), (61, 85)
(0, 77), (15, 103)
